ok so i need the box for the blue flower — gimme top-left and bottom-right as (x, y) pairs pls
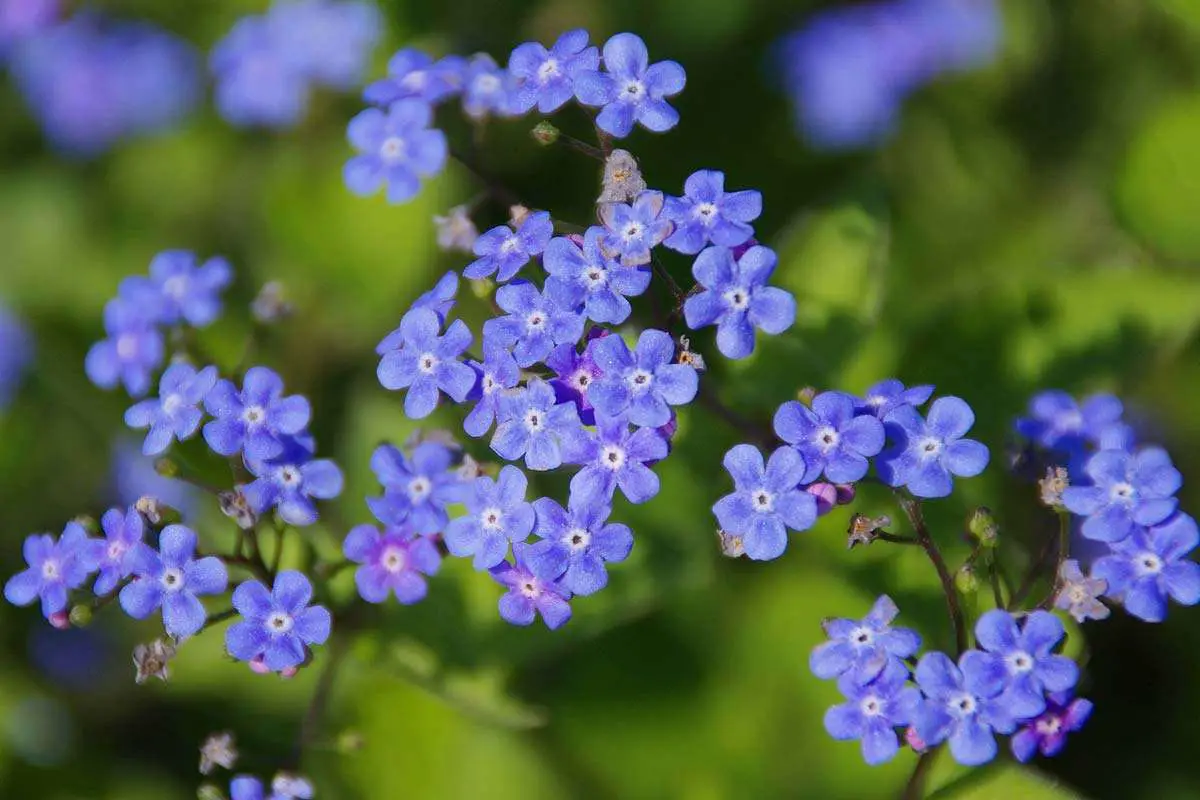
(0, 0), (58, 55)
(125, 363), (218, 456)
(375, 273), (460, 351)
(243, 437), (344, 527)
(1062, 447), (1181, 543)
(598, 191), (672, 267)
(1016, 390), (1125, 455)
(210, 15), (309, 128)
(463, 341), (521, 438)
(343, 524), (441, 605)
(878, 397), (990, 499)
(226, 571), (331, 672)
(855, 378), (934, 419)
(546, 341), (603, 426)
(525, 494), (633, 596)
(0, 303), (32, 410)
(482, 281), (584, 368)
(366, 442), (463, 534)
(463, 210), (553, 282)
(490, 542), (572, 629)
(344, 99), (449, 204)
(662, 170), (761, 255)
(363, 48), (464, 106)
(85, 299), (165, 396)
(376, 307), (475, 419)
(445, 465), (536, 570)
(1092, 513), (1200, 622)
(544, 228), (651, 324)
(1010, 692), (1092, 763)
(565, 413), (667, 505)
(5, 524), (96, 621)
(683, 245), (796, 359)
(507, 29), (598, 115)
(461, 53), (513, 119)
(973, 609), (1079, 720)
(268, 0), (381, 89)
(119, 525), (227, 639)
(913, 650), (1015, 767)
(112, 439), (198, 518)
(120, 250), (232, 328)
(573, 32), (686, 137)
(203, 366), (311, 461)
(491, 378), (583, 471)
(810, 595), (921, 684)
(824, 659), (922, 765)
(85, 506), (146, 596)
(773, 391), (885, 484)
(230, 774), (314, 800)
(588, 329), (698, 428)
(712, 444), (817, 561)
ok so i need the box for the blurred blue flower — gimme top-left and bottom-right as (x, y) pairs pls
(85, 298), (164, 397)
(0, 0), (59, 56)
(0, 303), (32, 410)
(5, 524), (95, 621)
(344, 99), (449, 204)
(363, 48), (465, 106)
(125, 363), (218, 456)
(112, 439), (198, 517)
(506, 29), (598, 115)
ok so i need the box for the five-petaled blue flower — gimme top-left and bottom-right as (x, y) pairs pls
(210, 15), (309, 128)
(824, 659), (922, 765)
(588, 329), (698, 428)
(598, 191), (672, 267)
(506, 29), (598, 115)
(565, 413), (667, 505)
(878, 396), (990, 499)
(204, 366), (312, 461)
(773, 391), (885, 484)
(5, 523), (95, 621)
(482, 281), (584, 368)
(376, 307), (475, 419)
(546, 341), (603, 426)
(574, 32), (686, 137)
(463, 341), (521, 438)
(119, 524), (228, 639)
(683, 245), (796, 359)
(464, 210), (553, 282)
(1062, 447), (1182, 543)
(362, 48), (464, 106)
(1016, 390), (1125, 455)
(366, 442), (463, 534)
(810, 594), (922, 685)
(445, 465), (536, 570)
(525, 494), (634, 596)
(343, 523), (441, 605)
(243, 437), (344, 527)
(490, 542), (573, 630)
(1010, 691), (1093, 763)
(1092, 512), (1200, 622)
(973, 609), (1079, 720)
(226, 571), (331, 672)
(125, 363), (218, 456)
(85, 299), (165, 396)
(855, 378), (934, 420)
(491, 378), (583, 471)
(344, 99), (449, 204)
(713, 444), (817, 561)
(544, 227), (651, 324)
(912, 650), (1016, 767)
(85, 506), (146, 596)
(461, 53), (512, 119)
(662, 170), (761, 255)
(121, 250), (232, 328)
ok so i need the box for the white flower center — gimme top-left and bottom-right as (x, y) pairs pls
(500, 236), (522, 254)
(481, 507), (504, 531)
(279, 466), (302, 488)
(107, 541), (127, 562)
(1035, 715), (1064, 736)
(407, 476), (432, 502)
(418, 352), (439, 374)
(381, 546), (406, 573)
(1057, 410), (1083, 432)
(566, 527), (591, 551)
(41, 560), (60, 580)
(622, 79), (646, 100)
(242, 405), (266, 426)
(160, 567), (185, 592)
(860, 695), (884, 717)
(694, 202), (718, 222)
(162, 275), (189, 300)
(1067, 584), (1089, 603)
(1136, 552), (1163, 576)
(400, 71), (427, 90)
(380, 136), (406, 162)
(850, 627), (873, 646)
(751, 489), (774, 513)
(601, 444), (626, 471)
(162, 393), (184, 415)
(483, 373), (498, 394)
(584, 267), (607, 289)
(1006, 651), (1034, 674)
(917, 437), (944, 458)
(723, 287), (749, 311)
(526, 311), (546, 331)
(627, 369), (654, 393)
(116, 334), (138, 360)
(951, 693), (977, 716)
(622, 222), (643, 241)
(520, 577), (540, 597)
(266, 611), (294, 634)
(1110, 482), (1136, 504)
(524, 409), (543, 432)
(536, 58), (560, 82)
(570, 369), (592, 392)
(474, 73), (501, 93)
(816, 426), (840, 452)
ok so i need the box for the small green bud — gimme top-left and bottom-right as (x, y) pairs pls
(338, 729), (366, 753)
(68, 604), (92, 628)
(72, 515), (99, 534)
(530, 121), (560, 146)
(797, 386), (817, 406)
(469, 277), (495, 299)
(955, 564), (980, 595)
(154, 457), (179, 478)
(968, 507), (999, 548)
(197, 784), (227, 800)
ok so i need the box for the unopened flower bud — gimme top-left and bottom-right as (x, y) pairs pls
(133, 638), (176, 684)
(530, 120), (560, 146)
(199, 731), (238, 775)
(68, 605), (92, 628)
(807, 482), (838, 516)
(1039, 466), (1070, 509)
(598, 149), (646, 204)
(48, 611), (70, 630)
(797, 386), (817, 406)
(905, 725), (927, 753)
(834, 483), (856, 506)
(968, 507), (999, 548)
(469, 277), (495, 299)
(219, 489), (257, 531)
(508, 204), (532, 227)
(71, 515), (99, 534)
(251, 281), (295, 324)
(197, 784), (226, 800)
(154, 457), (179, 478)
(955, 563), (980, 594)
(717, 529), (744, 558)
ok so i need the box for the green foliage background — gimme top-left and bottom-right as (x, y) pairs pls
(1, 1), (1199, 797)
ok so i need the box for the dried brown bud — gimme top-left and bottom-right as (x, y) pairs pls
(199, 731), (238, 775)
(219, 489), (257, 531)
(251, 281), (295, 324)
(677, 336), (706, 372)
(1039, 466), (1070, 508)
(509, 204), (532, 227)
(847, 513), (892, 549)
(717, 529), (745, 558)
(456, 454), (484, 481)
(598, 149), (646, 204)
(133, 638), (177, 684)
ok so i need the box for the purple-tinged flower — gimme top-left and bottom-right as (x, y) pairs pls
(544, 228), (651, 324)
(210, 15), (309, 128)
(268, 0), (381, 89)
(824, 659), (922, 765)
(1092, 513), (1200, 622)
(461, 53), (512, 119)
(125, 363), (218, 456)
(343, 524), (440, 604)
(203, 367), (311, 461)
(774, 391), (885, 484)
(1062, 447), (1181, 543)
(856, 379), (934, 420)
(662, 170), (761, 255)
(565, 413), (667, 505)
(525, 495), (633, 596)
(507, 29), (599, 115)
(363, 48), (464, 106)
(491, 378), (583, 471)
(878, 397), (990, 499)
(243, 438), (343, 527)
(1016, 391), (1125, 454)
(5, 524), (95, 620)
(376, 307), (475, 419)
(119, 525), (227, 639)
(597, 191), (672, 267)
(810, 595), (922, 685)
(344, 99), (449, 204)
(490, 543), (572, 629)
(573, 32), (686, 137)
(482, 281), (584, 368)
(0, 0), (59, 54)
(713, 444), (817, 561)
(434, 207), (479, 253)
(226, 571), (331, 672)
(0, 303), (32, 409)
(463, 210), (553, 282)
(120, 250), (233, 328)
(464, 342), (521, 438)
(683, 245), (796, 359)
(445, 466), (536, 570)
(84, 506), (145, 596)
(913, 650), (1015, 767)
(588, 329), (698, 428)
(1011, 691), (1093, 763)
(85, 299), (165, 397)
(366, 442), (463, 534)
(1054, 559), (1110, 623)
(973, 609), (1078, 720)
(546, 341), (603, 426)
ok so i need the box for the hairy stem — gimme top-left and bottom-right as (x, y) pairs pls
(894, 490), (967, 655)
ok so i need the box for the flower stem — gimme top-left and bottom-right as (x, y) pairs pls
(893, 490), (967, 655)
(1036, 511), (1072, 610)
(901, 747), (941, 800)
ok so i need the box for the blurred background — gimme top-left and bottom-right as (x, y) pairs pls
(1, 0), (1199, 797)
